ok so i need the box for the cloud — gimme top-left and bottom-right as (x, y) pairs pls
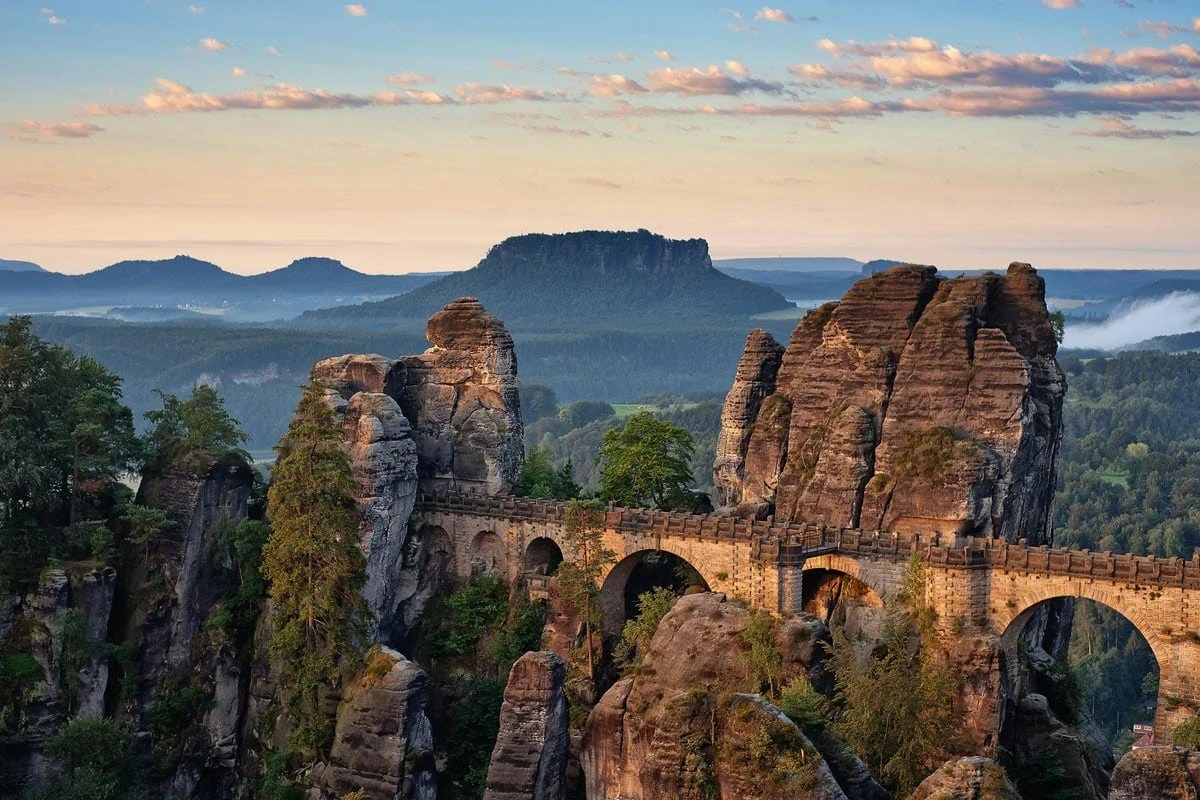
(1137, 21), (1190, 39)
(231, 66), (246, 77)
(588, 53), (635, 64)
(575, 177), (622, 189)
(588, 74), (649, 97)
(266, 45), (282, 57)
(1064, 293), (1200, 350)
(387, 72), (436, 86)
(628, 122), (645, 133)
(12, 120), (103, 138)
(40, 7), (64, 23)
(755, 7), (794, 23)
(345, 4), (367, 16)
(80, 77), (453, 116)
(721, 8), (743, 20)
(1072, 115), (1199, 137)
(654, 50), (675, 61)
(188, 5), (204, 12)
(1044, 0), (1082, 8)
(524, 124), (590, 137)
(646, 65), (782, 95)
(725, 60), (750, 76)
(453, 82), (562, 104)
(199, 38), (232, 53)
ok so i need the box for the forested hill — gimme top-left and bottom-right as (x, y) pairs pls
(293, 229), (794, 330)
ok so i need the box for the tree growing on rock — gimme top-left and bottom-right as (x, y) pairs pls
(597, 411), (696, 510)
(263, 380), (368, 756)
(557, 500), (614, 683)
(144, 384), (249, 472)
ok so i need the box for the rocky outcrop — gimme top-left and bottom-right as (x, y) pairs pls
(318, 647), (436, 800)
(308, 298), (522, 642)
(1006, 693), (1112, 800)
(714, 329), (785, 512)
(397, 296), (524, 494)
(582, 592), (861, 800)
(715, 264), (1064, 543)
(910, 757), (1022, 800)
(1108, 746), (1200, 800)
(483, 651), (569, 800)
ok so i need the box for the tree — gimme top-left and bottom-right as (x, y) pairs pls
(263, 380), (368, 756)
(597, 411), (695, 509)
(144, 384), (249, 472)
(513, 446), (581, 500)
(614, 586), (677, 671)
(518, 384), (558, 424)
(557, 500), (615, 683)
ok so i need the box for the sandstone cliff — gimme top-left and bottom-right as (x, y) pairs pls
(716, 263), (1064, 544)
(1108, 746), (1200, 800)
(484, 651), (570, 800)
(582, 592), (880, 800)
(308, 297), (523, 642)
(910, 757), (1022, 800)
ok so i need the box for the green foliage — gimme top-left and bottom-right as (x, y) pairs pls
(263, 379), (369, 758)
(144, 384), (249, 472)
(598, 411), (696, 509)
(37, 717), (151, 800)
(0, 316), (141, 586)
(739, 611), (784, 696)
(209, 516), (270, 646)
(518, 384), (558, 423)
(614, 586), (677, 671)
(828, 611), (961, 797)
(512, 446), (581, 500)
(557, 500), (615, 681)
(0, 652), (42, 730)
(1050, 311), (1066, 345)
(892, 426), (959, 481)
(425, 575), (510, 660)
(256, 750), (307, 800)
(1010, 746), (1084, 800)
(121, 503), (175, 562)
(778, 676), (830, 732)
(437, 677), (505, 800)
(1172, 714), (1200, 748)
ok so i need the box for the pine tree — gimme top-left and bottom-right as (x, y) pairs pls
(263, 380), (368, 756)
(557, 500), (614, 683)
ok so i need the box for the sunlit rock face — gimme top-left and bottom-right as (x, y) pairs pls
(715, 263), (1064, 545)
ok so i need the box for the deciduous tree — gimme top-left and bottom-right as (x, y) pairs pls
(597, 411), (695, 509)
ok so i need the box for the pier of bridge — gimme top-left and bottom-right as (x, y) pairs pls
(414, 491), (1200, 741)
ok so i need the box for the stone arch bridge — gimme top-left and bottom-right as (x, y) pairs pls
(415, 491), (1200, 741)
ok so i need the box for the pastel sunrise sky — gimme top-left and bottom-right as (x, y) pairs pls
(3, 0), (1199, 275)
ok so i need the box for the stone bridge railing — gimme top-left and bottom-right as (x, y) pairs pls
(415, 491), (1200, 589)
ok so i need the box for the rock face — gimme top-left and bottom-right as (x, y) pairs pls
(319, 647), (436, 800)
(715, 264), (1064, 544)
(483, 651), (569, 800)
(910, 757), (1022, 800)
(308, 298), (523, 642)
(1108, 746), (1200, 800)
(582, 592), (874, 800)
(714, 329), (786, 511)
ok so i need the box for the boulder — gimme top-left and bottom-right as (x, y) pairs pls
(483, 651), (570, 800)
(909, 756), (1022, 800)
(1108, 746), (1200, 800)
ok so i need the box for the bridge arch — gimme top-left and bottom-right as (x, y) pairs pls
(598, 549), (713, 636)
(525, 536), (564, 576)
(470, 529), (506, 577)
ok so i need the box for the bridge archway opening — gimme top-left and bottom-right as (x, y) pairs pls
(800, 565), (886, 661)
(1000, 597), (1159, 754)
(599, 550), (710, 637)
(471, 530), (506, 578)
(525, 537), (564, 576)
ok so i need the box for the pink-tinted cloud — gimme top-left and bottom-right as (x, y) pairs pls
(11, 120), (103, 138)
(646, 65), (782, 95)
(1073, 116), (1199, 138)
(199, 37), (232, 53)
(755, 7), (794, 23)
(588, 74), (649, 97)
(386, 72), (437, 86)
(1043, 0), (1081, 8)
(453, 82), (563, 104)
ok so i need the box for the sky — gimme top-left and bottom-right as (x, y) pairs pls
(2, 0), (1200, 275)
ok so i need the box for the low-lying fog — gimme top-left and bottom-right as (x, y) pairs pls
(1063, 292), (1200, 351)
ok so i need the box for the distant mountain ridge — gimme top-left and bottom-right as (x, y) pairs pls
(0, 259), (45, 272)
(294, 229), (794, 330)
(0, 254), (445, 322)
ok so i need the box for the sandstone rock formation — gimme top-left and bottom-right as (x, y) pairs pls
(319, 647), (436, 800)
(483, 651), (569, 800)
(909, 757), (1022, 800)
(1108, 746), (1200, 800)
(582, 592), (878, 800)
(308, 297), (523, 641)
(715, 264), (1064, 544)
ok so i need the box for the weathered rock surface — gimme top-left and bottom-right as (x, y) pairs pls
(714, 329), (785, 511)
(1007, 693), (1112, 800)
(909, 756), (1022, 800)
(715, 264), (1064, 544)
(319, 647), (436, 800)
(483, 651), (569, 800)
(1108, 746), (1200, 800)
(582, 592), (866, 800)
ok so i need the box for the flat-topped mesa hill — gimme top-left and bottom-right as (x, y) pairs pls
(715, 263), (1065, 543)
(295, 229), (793, 329)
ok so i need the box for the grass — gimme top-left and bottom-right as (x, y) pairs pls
(1097, 470), (1130, 489)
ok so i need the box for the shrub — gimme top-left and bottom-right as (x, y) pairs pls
(614, 587), (678, 672)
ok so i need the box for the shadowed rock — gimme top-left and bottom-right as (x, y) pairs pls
(484, 651), (570, 800)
